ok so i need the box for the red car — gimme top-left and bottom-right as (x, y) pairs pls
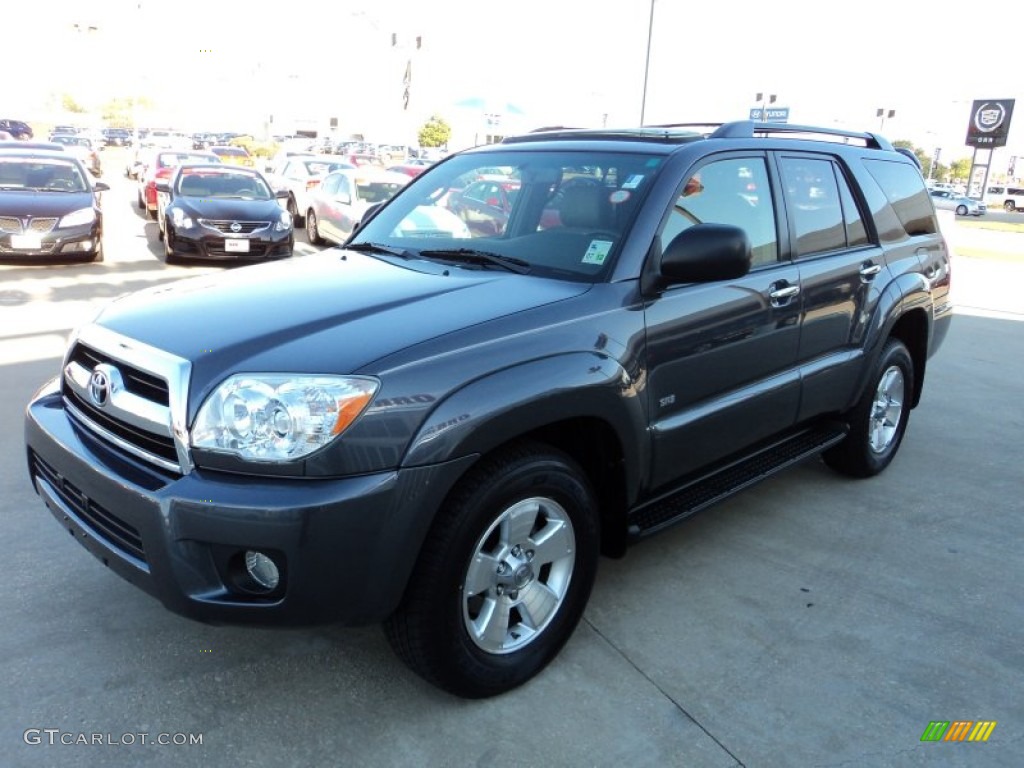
(138, 150), (221, 218)
(387, 164), (428, 178)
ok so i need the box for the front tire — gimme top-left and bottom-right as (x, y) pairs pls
(287, 195), (304, 227)
(384, 441), (599, 698)
(306, 209), (323, 245)
(824, 339), (914, 478)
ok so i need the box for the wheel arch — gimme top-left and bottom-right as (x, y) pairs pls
(402, 354), (645, 558)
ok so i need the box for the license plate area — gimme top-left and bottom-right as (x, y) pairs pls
(11, 233), (43, 249)
(224, 238), (250, 253)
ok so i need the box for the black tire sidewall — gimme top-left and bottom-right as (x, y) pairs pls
(826, 339), (914, 477)
(392, 447), (599, 698)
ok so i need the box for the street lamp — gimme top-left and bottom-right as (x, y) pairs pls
(876, 108), (895, 131)
(755, 92), (777, 121)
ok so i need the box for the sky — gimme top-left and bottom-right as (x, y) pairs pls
(9, 0), (1023, 168)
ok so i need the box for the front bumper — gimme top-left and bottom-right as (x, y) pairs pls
(168, 225), (293, 261)
(25, 386), (476, 626)
(0, 223), (102, 258)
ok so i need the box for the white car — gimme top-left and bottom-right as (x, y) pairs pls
(304, 168), (411, 245)
(268, 155), (355, 226)
(929, 189), (986, 216)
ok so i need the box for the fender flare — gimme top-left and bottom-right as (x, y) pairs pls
(402, 352), (647, 504)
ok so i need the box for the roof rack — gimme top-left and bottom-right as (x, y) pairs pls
(710, 120), (895, 151)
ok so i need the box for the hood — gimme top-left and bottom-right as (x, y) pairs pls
(93, 249), (590, 387)
(0, 190), (95, 217)
(177, 197), (284, 220)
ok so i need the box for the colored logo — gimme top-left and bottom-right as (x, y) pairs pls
(920, 721), (997, 742)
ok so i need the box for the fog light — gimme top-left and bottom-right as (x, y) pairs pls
(244, 550), (280, 591)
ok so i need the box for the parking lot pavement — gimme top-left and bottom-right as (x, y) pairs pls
(1, 205), (1022, 766)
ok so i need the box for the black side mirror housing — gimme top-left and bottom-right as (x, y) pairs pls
(655, 223), (752, 288)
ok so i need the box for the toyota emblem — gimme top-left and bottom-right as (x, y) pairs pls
(230, 221), (242, 233)
(87, 363), (121, 408)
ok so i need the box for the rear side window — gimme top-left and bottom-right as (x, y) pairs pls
(779, 156), (869, 257)
(862, 159), (937, 237)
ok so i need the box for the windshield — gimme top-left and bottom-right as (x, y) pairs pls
(0, 159), (88, 192)
(159, 152), (220, 168)
(350, 149), (664, 280)
(356, 180), (406, 204)
(302, 160), (353, 175)
(176, 170), (272, 199)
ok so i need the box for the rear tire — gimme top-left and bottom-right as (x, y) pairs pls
(384, 441), (599, 698)
(1005, 201), (1016, 212)
(288, 195), (304, 227)
(824, 339), (914, 478)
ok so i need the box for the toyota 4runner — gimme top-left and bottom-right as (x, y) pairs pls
(24, 121), (952, 698)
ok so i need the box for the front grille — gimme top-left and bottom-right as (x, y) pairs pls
(0, 216), (21, 233)
(0, 241), (57, 253)
(30, 450), (147, 563)
(65, 387), (179, 464)
(205, 240), (271, 257)
(68, 343), (169, 406)
(199, 219), (270, 234)
(60, 328), (192, 474)
(28, 217), (58, 233)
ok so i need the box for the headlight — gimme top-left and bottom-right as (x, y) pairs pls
(171, 207), (194, 229)
(275, 209), (292, 232)
(191, 374), (378, 462)
(58, 207), (95, 228)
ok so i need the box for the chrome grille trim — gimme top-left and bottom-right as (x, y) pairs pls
(63, 325), (193, 474)
(198, 219), (270, 234)
(65, 400), (181, 473)
(0, 216), (21, 233)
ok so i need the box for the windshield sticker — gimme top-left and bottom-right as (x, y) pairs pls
(582, 240), (613, 265)
(609, 189), (631, 204)
(622, 174), (644, 190)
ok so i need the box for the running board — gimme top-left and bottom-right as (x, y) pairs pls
(628, 423), (849, 539)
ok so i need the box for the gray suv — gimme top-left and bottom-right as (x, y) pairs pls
(25, 121), (951, 698)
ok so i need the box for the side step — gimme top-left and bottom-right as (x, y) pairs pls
(628, 423), (849, 539)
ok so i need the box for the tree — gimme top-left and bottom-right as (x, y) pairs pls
(100, 97), (155, 128)
(418, 114), (451, 148)
(61, 93), (88, 114)
(949, 158), (971, 183)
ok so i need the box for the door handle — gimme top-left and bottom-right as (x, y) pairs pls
(768, 284), (800, 300)
(859, 263), (883, 279)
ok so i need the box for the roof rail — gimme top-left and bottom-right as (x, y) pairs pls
(710, 121), (895, 151)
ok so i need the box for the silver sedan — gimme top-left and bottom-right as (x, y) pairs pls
(930, 190), (986, 216)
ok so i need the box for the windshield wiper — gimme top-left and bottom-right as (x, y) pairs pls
(346, 242), (416, 259)
(418, 248), (531, 274)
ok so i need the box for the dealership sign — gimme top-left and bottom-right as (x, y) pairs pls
(965, 99), (1015, 148)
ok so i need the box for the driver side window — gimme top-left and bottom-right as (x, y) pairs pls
(659, 157), (778, 267)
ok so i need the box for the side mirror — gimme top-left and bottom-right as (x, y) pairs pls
(655, 223), (752, 288)
(155, 180), (171, 193)
(93, 181), (110, 193)
(275, 188), (290, 199)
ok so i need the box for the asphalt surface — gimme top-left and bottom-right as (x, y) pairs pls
(1, 158), (1021, 766)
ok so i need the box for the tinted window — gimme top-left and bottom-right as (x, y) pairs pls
(780, 157), (845, 256)
(862, 159), (937, 237)
(661, 157), (778, 267)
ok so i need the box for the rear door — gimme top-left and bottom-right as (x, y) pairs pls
(774, 153), (887, 419)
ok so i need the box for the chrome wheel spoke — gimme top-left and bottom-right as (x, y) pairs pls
(464, 552), (501, 598)
(869, 365), (904, 453)
(500, 500), (541, 549)
(471, 597), (511, 648)
(530, 518), (574, 566)
(516, 582), (559, 629)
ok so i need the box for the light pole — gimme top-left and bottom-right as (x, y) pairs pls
(756, 92), (777, 121)
(877, 108), (895, 131)
(639, 0), (655, 125)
